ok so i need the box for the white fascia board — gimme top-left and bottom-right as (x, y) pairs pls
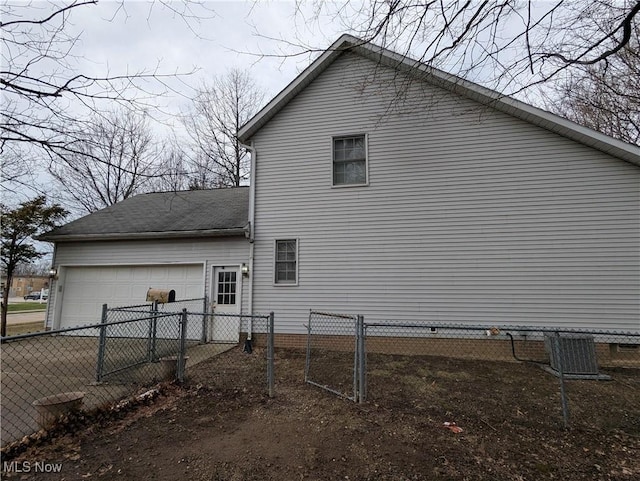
(37, 227), (249, 243)
(238, 34), (358, 143)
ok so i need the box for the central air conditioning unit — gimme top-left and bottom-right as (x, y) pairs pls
(544, 333), (600, 377)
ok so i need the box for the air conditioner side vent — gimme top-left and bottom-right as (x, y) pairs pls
(544, 333), (599, 375)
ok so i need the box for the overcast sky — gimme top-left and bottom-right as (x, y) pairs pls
(63, 0), (343, 122)
(1, 1), (351, 201)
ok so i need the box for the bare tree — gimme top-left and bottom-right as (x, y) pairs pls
(149, 141), (191, 192)
(14, 259), (52, 277)
(273, 1), (640, 96)
(1, 1), (204, 170)
(548, 22), (640, 146)
(49, 108), (158, 214)
(0, 147), (33, 190)
(182, 69), (264, 188)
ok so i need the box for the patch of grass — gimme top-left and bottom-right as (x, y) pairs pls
(401, 373), (442, 395)
(6, 302), (47, 312)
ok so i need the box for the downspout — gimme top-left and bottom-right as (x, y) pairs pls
(240, 140), (257, 345)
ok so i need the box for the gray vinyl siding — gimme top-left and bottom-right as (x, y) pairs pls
(46, 237), (250, 324)
(250, 52), (640, 334)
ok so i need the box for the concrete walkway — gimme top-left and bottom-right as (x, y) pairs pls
(7, 311), (46, 325)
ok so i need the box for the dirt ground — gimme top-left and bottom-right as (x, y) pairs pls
(2, 347), (639, 481)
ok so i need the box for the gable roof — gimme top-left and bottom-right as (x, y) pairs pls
(39, 187), (249, 242)
(238, 34), (640, 167)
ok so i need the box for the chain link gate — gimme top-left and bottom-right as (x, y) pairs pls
(304, 311), (365, 402)
(96, 303), (189, 383)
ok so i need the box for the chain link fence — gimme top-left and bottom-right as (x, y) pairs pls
(304, 314), (640, 428)
(97, 305), (186, 382)
(364, 323), (639, 427)
(304, 311), (365, 402)
(1, 301), (275, 449)
(1, 322), (158, 447)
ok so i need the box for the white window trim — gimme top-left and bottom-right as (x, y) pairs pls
(273, 238), (299, 286)
(330, 133), (369, 188)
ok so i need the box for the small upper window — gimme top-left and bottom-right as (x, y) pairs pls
(275, 239), (297, 285)
(333, 135), (367, 186)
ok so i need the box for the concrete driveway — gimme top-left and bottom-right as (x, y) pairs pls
(1, 331), (232, 446)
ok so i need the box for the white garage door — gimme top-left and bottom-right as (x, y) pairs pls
(59, 264), (204, 329)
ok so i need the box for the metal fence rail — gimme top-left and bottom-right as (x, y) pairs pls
(363, 322), (640, 366)
(106, 298), (207, 341)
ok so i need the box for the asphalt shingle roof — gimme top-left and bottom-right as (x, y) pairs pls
(39, 187), (249, 241)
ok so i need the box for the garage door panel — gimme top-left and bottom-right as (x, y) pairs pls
(132, 269), (151, 281)
(59, 265), (203, 329)
(117, 269), (134, 281)
(114, 284), (133, 298)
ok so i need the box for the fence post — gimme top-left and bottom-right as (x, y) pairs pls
(267, 311), (275, 397)
(149, 300), (159, 362)
(176, 309), (188, 383)
(357, 315), (366, 403)
(200, 295), (208, 344)
(95, 304), (108, 382)
(552, 331), (570, 428)
(304, 311), (313, 383)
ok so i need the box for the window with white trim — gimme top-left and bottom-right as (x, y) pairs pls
(275, 239), (297, 284)
(333, 135), (367, 186)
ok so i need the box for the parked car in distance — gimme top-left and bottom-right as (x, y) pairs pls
(23, 293), (48, 300)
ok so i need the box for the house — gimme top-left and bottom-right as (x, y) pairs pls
(39, 188), (250, 330)
(41, 35), (639, 339)
(237, 34), (640, 337)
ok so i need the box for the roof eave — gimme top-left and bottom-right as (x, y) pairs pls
(238, 34), (359, 143)
(362, 44), (640, 166)
(37, 227), (248, 243)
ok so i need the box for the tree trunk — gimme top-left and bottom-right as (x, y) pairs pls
(1, 282), (10, 337)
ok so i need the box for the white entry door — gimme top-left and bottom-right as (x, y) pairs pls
(209, 266), (241, 343)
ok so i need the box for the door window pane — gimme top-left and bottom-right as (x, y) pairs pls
(217, 271), (237, 304)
